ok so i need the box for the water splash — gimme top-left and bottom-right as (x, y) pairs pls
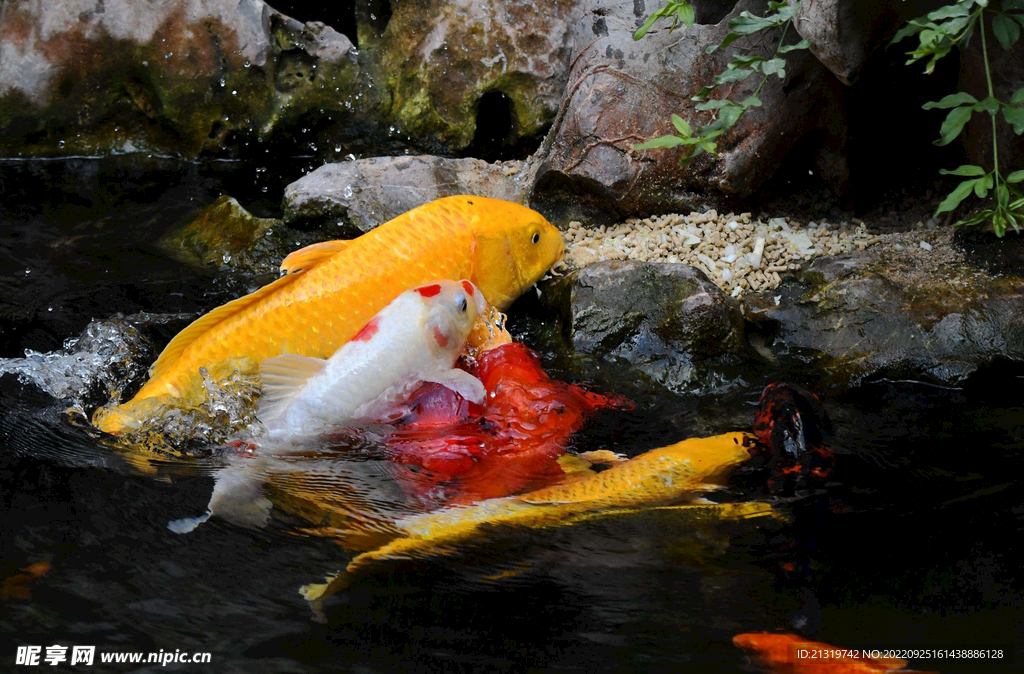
(117, 367), (262, 455)
(0, 315), (156, 410)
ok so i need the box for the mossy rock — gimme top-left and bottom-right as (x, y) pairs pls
(359, 0), (577, 152)
(160, 196), (278, 270)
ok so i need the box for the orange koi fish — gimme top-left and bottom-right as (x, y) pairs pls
(93, 196), (563, 435)
(733, 633), (937, 674)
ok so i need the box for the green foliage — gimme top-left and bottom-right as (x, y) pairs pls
(893, 0), (1024, 236)
(633, 0), (1024, 238)
(632, 1), (808, 164)
(633, 1), (696, 40)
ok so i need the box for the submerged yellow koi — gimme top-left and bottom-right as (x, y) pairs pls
(301, 433), (781, 602)
(93, 196), (563, 435)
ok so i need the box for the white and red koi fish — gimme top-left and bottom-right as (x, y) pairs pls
(168, 280), (486, 533)
(257, 279), (487, 439)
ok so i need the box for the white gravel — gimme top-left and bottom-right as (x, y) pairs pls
(563, 211), (884, 295)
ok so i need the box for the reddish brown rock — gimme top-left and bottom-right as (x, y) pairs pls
(532, 0), (848, 222)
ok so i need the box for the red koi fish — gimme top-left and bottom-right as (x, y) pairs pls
(384, 342), (633, 504)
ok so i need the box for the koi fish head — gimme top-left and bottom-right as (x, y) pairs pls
(461, 196), (564, 309)
(415, 280), (487, 358)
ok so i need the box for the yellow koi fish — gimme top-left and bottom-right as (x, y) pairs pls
(301, 433), (780, 601)
(93, 196), (563, 434)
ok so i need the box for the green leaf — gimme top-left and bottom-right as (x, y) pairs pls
(729, 55), (765, 68)
(923, 92), (978, 109)
(707, 32), (742, 54)
(1003, 106), (1024, 134)
(739, 95), (763, 108)
(634, 135), (686, 150)
(715, 68), (755, 84)
(927, 4), (970, 20)
(1012, 88), (1024, 105)
(694, 99), (734, 111)
(992, 13), (1020, 50)
(939, 165), (986, 177)
(671, 114), (691, 136)
(935, 105), (974, 146)
(633, 8), (667, 41)
(728, 11), (778, 35)
(998, 184), (1011, 209)
(1007, 211), (1020, 234)
(779, 38), (811, 53)
(692, 84), (717, 102)
(676, 3), (695, 28)
(1007, 170), (1024, 183)
(890, 20), (926, 46)
(717, 103), (744, 128)
(935, 178), (980, 215)
(762, 58), (786, 78)
(975, 95), (1001, 116)
(955, 209), (994, 229)
(974, 173), (993, 198)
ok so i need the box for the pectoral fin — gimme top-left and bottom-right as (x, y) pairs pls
(420, 369), (486, 404)
(258, 354), (326, 421)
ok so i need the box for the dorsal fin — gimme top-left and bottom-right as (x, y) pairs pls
(280, 240), (351, 274)
(257, 354), (327, 422)
(148, 273), (304, 383)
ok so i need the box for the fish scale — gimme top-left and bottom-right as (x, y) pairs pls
(93, 196), (563, 435)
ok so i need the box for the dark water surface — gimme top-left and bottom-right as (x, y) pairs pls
(1, 158), (1021, 673)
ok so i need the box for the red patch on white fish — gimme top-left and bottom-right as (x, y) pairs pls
(432, 326), (449, 348)
(415, 284), (442, 298)
(352, 316), (380, 342)
(461, 280), (475, 296)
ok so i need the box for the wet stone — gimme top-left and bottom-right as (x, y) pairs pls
(745, 230), (1024, 389)
(543, 260), (748, 393)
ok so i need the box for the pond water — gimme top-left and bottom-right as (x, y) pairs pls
(1, 158), (1021, 673)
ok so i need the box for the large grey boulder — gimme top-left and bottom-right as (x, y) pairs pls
(544, 260), (748, 392)
(745, 243), (1024, 388)
(531, 0), (848, 222)
(0, 0), (382, 157)
(283, 155), (533, 230)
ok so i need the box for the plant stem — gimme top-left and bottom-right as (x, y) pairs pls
(721, 19), (791, 137)
(980, 11), (1000, 191)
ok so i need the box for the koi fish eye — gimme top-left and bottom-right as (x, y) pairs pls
(457, 296), (468, 313)
(531, 233), (540, 244)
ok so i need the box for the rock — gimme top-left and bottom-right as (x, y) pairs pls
(0, 0), (385, 157)
(745, 245), (1024, 388)
(544, 260), (747, 392)
(531, 0), (848, 223)
(159, 196), (278, 269)
(358, 0), (580, 153)
(789, 0), (945, 85)
(283, 155), (532, 230)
